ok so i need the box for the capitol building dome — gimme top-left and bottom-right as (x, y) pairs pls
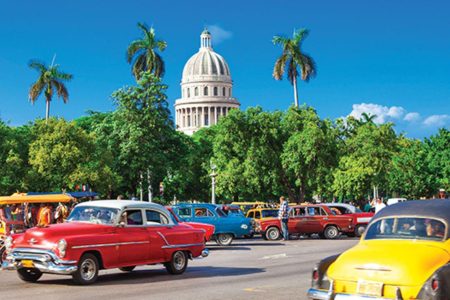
(175, 29), (240, 135)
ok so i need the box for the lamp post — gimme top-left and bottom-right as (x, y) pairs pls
(210, 164), (217, 204)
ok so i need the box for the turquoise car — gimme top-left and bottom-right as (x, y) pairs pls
(172, 203), (253, 246)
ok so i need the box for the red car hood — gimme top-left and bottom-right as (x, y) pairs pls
(13, 222), (113, 249)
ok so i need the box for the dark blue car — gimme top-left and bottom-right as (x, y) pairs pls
(172, 203), (253, 246)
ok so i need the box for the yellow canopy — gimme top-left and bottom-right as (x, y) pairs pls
(0, 194), (74, 205)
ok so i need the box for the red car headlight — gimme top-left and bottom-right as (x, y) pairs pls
(56, 239), (67, 258)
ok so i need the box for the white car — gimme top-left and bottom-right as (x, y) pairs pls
(387, 198), (407, 206)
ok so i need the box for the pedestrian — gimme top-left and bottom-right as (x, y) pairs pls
(371, 198), (386, 214)
(54, 202), (69, 223)
(117, 195), (124, 200)
(37, 203), (51, 227)
(438, 189), (448, 200)
(278, 196), (289, 240)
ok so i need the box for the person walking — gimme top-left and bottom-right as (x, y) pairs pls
(278, 196), (289, 240)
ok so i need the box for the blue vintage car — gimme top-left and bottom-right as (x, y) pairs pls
(172, 203), (253, 246)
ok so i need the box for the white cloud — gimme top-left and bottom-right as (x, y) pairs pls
(206, 25), (232, 45)
(404, 112), (421, 122)
(387, 106), (405, 119)
(423, 114), (450, 127)
(349, 103), (405, 124)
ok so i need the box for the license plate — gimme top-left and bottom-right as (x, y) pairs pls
(357, 280), (383, 296)
(21, 260), (34, 268)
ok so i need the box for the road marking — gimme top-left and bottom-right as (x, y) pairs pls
(260, 253), (287, 260)
(244, 288), (265, 293)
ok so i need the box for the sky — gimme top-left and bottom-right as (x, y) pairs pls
(0, 0), (449, 138)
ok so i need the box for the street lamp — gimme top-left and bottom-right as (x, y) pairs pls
(210, 163), (217, 204)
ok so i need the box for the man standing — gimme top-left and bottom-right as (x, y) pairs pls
(278, 196), (289, 240)
(371, 198), (386, 214)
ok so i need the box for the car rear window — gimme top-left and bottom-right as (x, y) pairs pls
(365, 217), (446, 241)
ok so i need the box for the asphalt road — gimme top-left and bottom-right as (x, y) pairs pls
(0, 237), (358, 300)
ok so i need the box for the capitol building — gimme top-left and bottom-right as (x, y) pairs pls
(174, 29), (240, 135)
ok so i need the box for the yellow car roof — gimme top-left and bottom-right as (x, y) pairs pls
(0, 194), (74, 205)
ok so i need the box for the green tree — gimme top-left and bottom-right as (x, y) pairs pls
(28, 118), (118, 195)
(162, 128), (215, 202)
(273, 28), (316, 107)
(127, 23), (167, 80)
(388, 138), (432, 198)
(212, 107), (286, 202)
(424, 128), (450, 193)
(28, 60), (73, 120)
(100, 71), (178, 199)
(281, 106), (339, 202)
(0, 122), (32, 194)
(332, 117), (398, 201)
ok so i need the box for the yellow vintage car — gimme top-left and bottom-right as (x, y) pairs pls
(246, 207), (279, 221)
(307, 200), (450, 300)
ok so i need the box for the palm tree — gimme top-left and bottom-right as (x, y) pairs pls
(28, 59), (73, 121)
(127, 23), (167, 80)
(273, 28), (316, 107)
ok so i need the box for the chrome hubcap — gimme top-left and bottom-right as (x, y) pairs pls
(173, 252), (185, 270)
(269, 229), (279, 239)
(80, 258), (96, 281)
(328, 228), (338, 238)
(219, 235), (231, 243)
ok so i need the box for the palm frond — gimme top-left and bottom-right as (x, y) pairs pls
(293, 28), (309, 45)
(53, 68), (73, 81)
(272, 35), (289, 45)
(28, 78), (46, 103)
(153, 53), (165, 78)
(53, 80), (69, 103)
(126, 40), (145, 63)
(157, 40), (167, 51)
(272, 54), (288, 80)
(295, 53), (316, 81)
(28, 60), (47, 73)
(132, 54), (147, 79)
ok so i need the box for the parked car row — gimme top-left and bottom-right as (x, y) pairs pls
(0, 197), (375, 287)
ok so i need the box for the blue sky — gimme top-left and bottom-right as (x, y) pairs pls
(0, 0), (449, 138)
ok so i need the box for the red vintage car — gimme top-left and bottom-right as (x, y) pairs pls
(324, 203), (374, 237)
(166, 207), (215, 241)
(259, 204), (354, 240)
(2, 200), (209, 285)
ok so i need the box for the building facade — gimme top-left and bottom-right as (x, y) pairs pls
(174, 29), (240, 135)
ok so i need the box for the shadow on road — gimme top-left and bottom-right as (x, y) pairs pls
(35, 266), (266, 286)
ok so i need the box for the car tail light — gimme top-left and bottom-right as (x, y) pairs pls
(312, 270), (319, 282)
(431, 278), (439, 291)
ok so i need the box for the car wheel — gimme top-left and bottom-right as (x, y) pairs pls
(215, 233), (233, 246)
(355, 224), (366, 237)
(119, 266), (136, 272)
(324, 225), (339, 239)
(72, 253), (99, 285)
(165, 250), (188, 275)
(265, 227), (281, 241)
(17, 268), (42, 282)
